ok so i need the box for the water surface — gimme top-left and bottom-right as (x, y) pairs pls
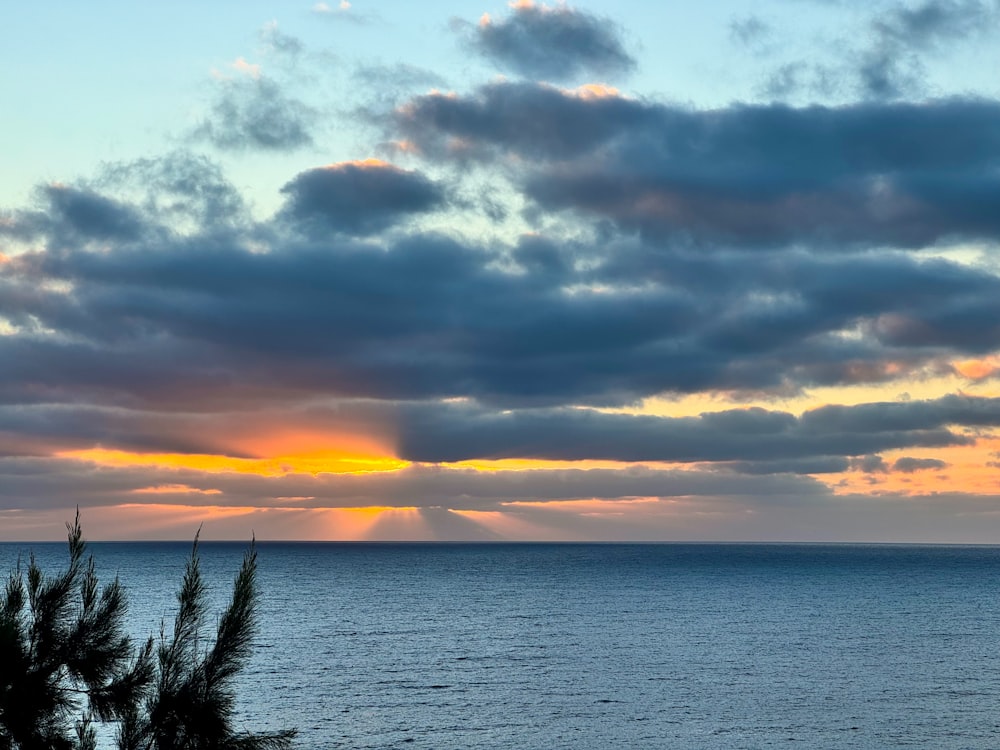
(4, 542), (1000, 749)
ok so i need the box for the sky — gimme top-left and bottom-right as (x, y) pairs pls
(3, 0), (1000, 542)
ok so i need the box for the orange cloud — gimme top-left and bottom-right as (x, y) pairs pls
(824, 435), (1000, 497)
(953, 357), (1000, 380)
(324, 158), (393, 170)
(571, 83), (621, 100)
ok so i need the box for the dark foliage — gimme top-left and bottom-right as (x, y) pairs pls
(0, 510), (153, 750)
(0, 515), (295, 750)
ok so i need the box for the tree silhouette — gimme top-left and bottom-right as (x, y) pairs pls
(120, 533), (295, 750)
(0, 514), (295, 750)
(0, 511), (154, 750)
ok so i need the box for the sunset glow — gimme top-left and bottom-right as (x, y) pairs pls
(58, 449), (409, 477)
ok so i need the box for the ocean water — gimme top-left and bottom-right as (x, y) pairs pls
(3, 542), (1000, 749)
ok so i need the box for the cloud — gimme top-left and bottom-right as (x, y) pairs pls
(467, 1), (635, 82)
(311, 0), (373, 24)
(228, 57), (262, 79)
(353, 63), (447, 107)
(12, 185), (146, 245)
(394, 82), (1000, 248)
(394, 81), (645, 162)
(95, 151), (247, 231)
(0, 455), (828, 513)
(4, 172), (1000, 410)
(394, 396), (990, 464)
(873, 0), (995, 49)
(761, 62), (840, 101)
(800, 394), (1000, 433)
(279, 160), (446, 236)
(259, 21), (305, 59)
(355, 62), (445, 89)
(729, 15), (773, 51)
(722, 457), (851, 475)
(849, 454), (889, 473)
(862, 1), (997, 99)
(4, 394), (990, 468)
(194, 76), (315, 152)
(764, 0), (1000, 101)
(892, 456), (948, 472)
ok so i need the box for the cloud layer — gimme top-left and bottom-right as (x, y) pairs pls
(397, 83), (1000, 247)
(469, 2), (635, 82)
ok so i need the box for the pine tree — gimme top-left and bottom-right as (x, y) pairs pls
(119, 534), (296, 750)
(0, 515), (296, 750)
(0, 510), (154, 750)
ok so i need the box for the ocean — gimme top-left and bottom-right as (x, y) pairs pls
(3, 542), (1000, 749)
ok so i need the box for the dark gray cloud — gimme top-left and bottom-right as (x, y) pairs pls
(0, 401), (392, 462)
(394, 396), (989, 463)
(855, 0), (996, 99)
(6, 394), (993, 467)
(800, 394), (1000, 433)
(467, 2), (635, 82)
(194, 76), (315, 152)
(854, 49), (923, 101)
(722, 457), (851, 475)
(893, 456), (948, 472)
(395, 82), (1000, 247)
(43, 185), (145, 241)
(4, 192), (1000, 409)
(395, 82), (648, 161)
(849, 454), (890, 473)
(279, 161), (446, 235)
(3, 185), (146, 246)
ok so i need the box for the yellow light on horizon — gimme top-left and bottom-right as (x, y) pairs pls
(131, 484), (222, 495)
(57, 447), (409, 476)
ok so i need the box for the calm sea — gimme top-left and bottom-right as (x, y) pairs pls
(3, 542), (1000, 749)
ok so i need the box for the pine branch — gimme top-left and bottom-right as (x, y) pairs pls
(205, 544), (258, 689)
(171, 530), (207, 661)
(89, 636), (155, 723)
(3, 516), (296, 750)
(224, 728), (298, 750)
